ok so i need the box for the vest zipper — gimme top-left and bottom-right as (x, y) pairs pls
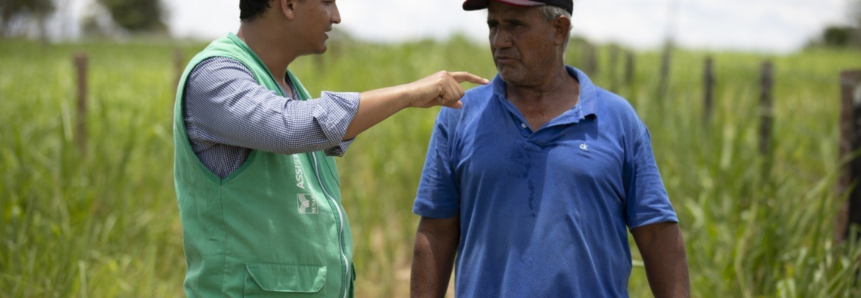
(311, 151), (350, 298)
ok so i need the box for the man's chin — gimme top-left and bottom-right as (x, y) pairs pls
(298, 45), (328, 57)
(312, 45), (328, 55)
(498, 68), (524, 84)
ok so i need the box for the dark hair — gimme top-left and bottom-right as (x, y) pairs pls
(239, 0), (272, 21)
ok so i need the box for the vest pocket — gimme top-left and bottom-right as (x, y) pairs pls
(244, 263), (327, 297)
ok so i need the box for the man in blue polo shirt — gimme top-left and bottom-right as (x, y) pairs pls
(410, 0), (690, 297)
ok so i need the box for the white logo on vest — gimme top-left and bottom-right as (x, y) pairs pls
(293, 155), (306, 190)
(297, 193), (319, 214)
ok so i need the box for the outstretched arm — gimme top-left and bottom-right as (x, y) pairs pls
(184, 59), (488, 156)
(344, 71), (488, 140)
(411, 216), (460, 298)
(631, 222), (690, 298)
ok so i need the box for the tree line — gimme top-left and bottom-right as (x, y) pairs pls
(807, 0), (861, 48)
(2, 0), (861, 47)
(0, 0), (165, 38)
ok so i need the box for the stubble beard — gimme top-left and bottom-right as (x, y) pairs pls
(498, 63), (537, 87)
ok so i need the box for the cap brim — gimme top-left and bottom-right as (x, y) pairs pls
(463, 0), (546, 11)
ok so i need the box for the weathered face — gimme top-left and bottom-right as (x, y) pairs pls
(294, 0), (341, 54)
(487, 2), (559, 86)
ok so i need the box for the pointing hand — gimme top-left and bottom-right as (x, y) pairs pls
(408, 71), (490, 109)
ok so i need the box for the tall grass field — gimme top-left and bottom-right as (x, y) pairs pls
(1, 37), (860, 297)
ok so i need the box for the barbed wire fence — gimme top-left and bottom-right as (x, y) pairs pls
(564, 41), (861, 247)
(68, 42), (861, 247)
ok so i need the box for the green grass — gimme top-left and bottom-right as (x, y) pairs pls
(1, 37), (860, 297)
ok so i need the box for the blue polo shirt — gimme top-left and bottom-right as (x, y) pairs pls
(413, 66), (678, 297)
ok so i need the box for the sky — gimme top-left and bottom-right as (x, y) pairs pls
(65, 0), (853, 53)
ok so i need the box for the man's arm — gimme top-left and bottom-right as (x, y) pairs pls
(411, 216), (460, 298)
(185, 57), (487, 156)
(631, 222), (690, 298)
(344, 71), (488, 140)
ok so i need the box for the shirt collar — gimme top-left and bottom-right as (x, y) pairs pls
(491, 65), (599, 120)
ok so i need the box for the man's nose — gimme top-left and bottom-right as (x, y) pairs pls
(331, 3), (341, 24)
(491, 29), (511, 48)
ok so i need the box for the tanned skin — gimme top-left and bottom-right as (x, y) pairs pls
(237, 0), (490, 141)
(411, 3), (690, 298)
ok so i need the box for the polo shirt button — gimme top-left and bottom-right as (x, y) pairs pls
(521, 123), (527, 129)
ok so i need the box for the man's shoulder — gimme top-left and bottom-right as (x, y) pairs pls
(190, 56), (248, 76)
(431, 84), (494, 132)
(463, 83), (494, 102)
(588, 86), (649, 137)
(186, 57), (253, 89)
(444, 83), (495, 113)
(592, 87), (638, 119)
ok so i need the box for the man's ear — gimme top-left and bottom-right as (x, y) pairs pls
(280, 0), (297, 20)
(553, 15), (571, 46)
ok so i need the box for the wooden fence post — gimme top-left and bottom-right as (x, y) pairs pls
(625, 51), (635, 87)
(609, 45), (619, 92)
(704, 56), (714, 124)
(582, 43), (597, 76)
(758, 61), (774, 156)
(837, 70), (861, 245)
(73, 53), (89, 156)
(589, 45), (598, 76)
(658, 41), (672, 99)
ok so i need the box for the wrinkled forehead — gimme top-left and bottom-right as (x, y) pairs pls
(487, 2), (544, 21)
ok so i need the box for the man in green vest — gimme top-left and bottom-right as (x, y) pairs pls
(173, 0), (488, 297)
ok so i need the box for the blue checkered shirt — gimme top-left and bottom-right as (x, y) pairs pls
(183, 57), (360, 178)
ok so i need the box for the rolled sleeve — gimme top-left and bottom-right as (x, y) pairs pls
(625, 125), (679, 229)
(314, 91), (360, 156)
(325, 139), (354, 157)
(185, 57), (361, 156)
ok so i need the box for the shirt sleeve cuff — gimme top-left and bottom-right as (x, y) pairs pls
(628, 213), (679, 229)
(313, 91), (360, 156)
(413, 200), (459, 219)
(325, 138), (354, 157)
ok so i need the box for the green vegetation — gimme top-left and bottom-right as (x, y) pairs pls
(95, 0), (167, 33)
(1, 38), (860, 297)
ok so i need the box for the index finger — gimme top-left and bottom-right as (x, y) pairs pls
(443, 100), (464, 109)
(450, 72), (490, 85)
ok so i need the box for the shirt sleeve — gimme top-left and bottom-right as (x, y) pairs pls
(624, 123), (679, 229)
(184, 57), (359, 157)
(413, 109), (461, 219)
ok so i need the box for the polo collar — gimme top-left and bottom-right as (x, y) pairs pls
(491, 66), (598, 127)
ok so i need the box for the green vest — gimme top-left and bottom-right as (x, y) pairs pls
(173, 33), (355, 298)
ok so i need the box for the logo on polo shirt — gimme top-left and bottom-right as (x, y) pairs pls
(297, 194), (319, 214)
(580, 143), (588, 151)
